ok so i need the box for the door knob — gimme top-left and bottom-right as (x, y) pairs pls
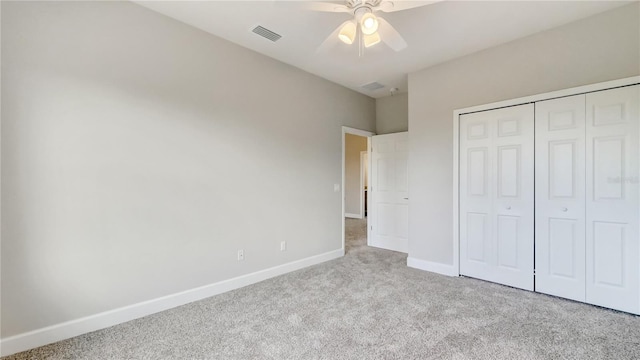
(562, 207), (568, 212)
(506, 206), (511, 210)
(403, 197), (409, 200)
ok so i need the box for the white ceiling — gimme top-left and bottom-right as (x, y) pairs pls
(135, 0), (629, 98)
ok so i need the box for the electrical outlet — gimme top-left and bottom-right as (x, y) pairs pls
(280, 241), (286, 251)
(237, 250), (244, 261)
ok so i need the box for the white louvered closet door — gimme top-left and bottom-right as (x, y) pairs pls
(585, 85), (640, 314)
(535, 95), (587, 302)
(459, 104), (535, 291)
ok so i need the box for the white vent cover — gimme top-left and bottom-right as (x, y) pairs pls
(361, 82), (385, 91)
(252, 26), (282, 42)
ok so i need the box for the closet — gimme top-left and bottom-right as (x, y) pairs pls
(457, 79), (639, 314)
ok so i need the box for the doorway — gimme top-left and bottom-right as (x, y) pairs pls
(342, 127), (374, 254)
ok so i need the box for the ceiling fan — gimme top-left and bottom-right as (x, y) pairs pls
(302, 0), (438, 52)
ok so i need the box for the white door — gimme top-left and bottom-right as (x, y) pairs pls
(585, 85), (639, 314)
(459, 104), (534, 291)
(370, 132), (409, 253)
(535, 95), (587, 302)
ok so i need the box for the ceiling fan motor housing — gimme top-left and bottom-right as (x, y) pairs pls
(346, 0), (383, 9)
(349, 0), (383, 17)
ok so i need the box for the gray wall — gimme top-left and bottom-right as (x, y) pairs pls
(1, 1), (375, 337)
(376, 93), (408, 134)
(408, 3), (640, 266)
(345, 134), (368, 216)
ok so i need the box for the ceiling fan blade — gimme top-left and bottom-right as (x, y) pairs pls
(377, 0), (440, 13)
(308, 2), (351, 12)
(377, 17), (407, 51)
(274, 1), (351, 13)
(316, 20), (354, 53)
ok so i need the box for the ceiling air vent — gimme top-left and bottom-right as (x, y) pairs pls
(252, 25), (282, 42)
(361, 82), (385, 91)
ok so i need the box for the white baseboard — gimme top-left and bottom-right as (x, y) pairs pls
(0, 249), (344, 357)
(344, 213), (362, 219)
(407, 257), (458, 277)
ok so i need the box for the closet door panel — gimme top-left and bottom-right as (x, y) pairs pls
(493, 105), (534, 289)
(460, 104), (534, 291)
(586, 85), (639, 314)
(460, 117), (493, 271)
(535, 95), (586, 302)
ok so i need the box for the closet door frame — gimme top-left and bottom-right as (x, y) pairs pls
(452, 76), (640, 280)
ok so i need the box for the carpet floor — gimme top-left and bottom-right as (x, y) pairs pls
(5, 218), (640, 359)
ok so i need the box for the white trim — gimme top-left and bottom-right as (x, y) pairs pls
(342, 126), (374, 252)
(452, 76), (640, 277)
(366, 136), (372, 246)
(345, 213), (361, 219)
(343, 126), (375, 138)
(452, 104), (460, 277)
(0, 249), (344, 357)
(360, 150), (367, 220)
(455, 76), (640, 116)
(407, 257), (458, 277)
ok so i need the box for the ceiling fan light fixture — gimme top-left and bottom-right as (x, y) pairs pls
(338, 21), (357, 44)
(360, 12), (379, 35)
(364, 31), (381, 48)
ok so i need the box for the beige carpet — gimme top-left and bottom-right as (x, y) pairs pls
(4, 218), (640, 359)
